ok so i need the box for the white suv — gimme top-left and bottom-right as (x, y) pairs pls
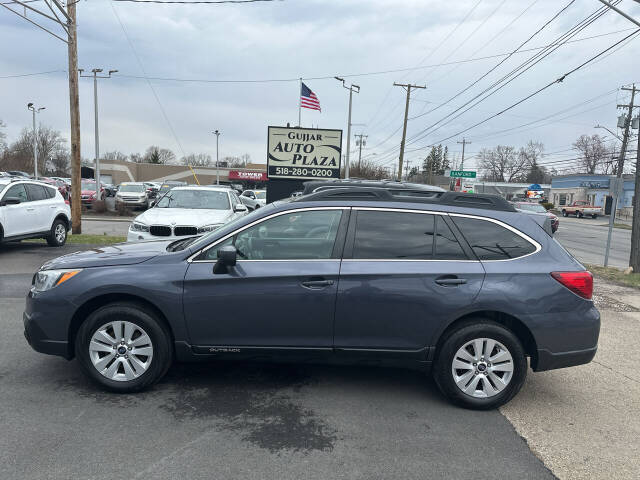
(0, 178), (71, 246)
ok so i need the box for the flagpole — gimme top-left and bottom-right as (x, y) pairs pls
(298, 78), (302, 127)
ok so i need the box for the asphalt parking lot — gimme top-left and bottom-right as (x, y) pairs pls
(0, 243), (552, 479)
(1, 236), (639, 479)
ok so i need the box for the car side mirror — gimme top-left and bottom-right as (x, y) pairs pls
(150, 200), (156, 207)
(234, 203), (248, 213)
(0, 197), (21, 206)
(213, 245), (237, 274)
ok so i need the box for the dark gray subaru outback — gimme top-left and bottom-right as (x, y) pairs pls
(24, 185), (599, 409)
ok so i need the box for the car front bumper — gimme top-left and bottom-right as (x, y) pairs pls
(116, 198), (148, 207)
(23, 290), (75, 359)
(127, 229), (203, 243)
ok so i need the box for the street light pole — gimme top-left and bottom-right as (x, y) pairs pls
(335, 77), (360, 179)
(27, 103), (45, 180)
(594, 124), (623, 142)
(213, 130), (220, 185)
(79, 68), (117, 201)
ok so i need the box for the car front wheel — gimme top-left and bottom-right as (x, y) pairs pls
(46, 219), (67, 247)
(75, 303), (173, 392)
(433, 321), (527, 410)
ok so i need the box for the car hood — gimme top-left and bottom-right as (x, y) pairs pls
(134, 208), (235, 227)
(41, 240), (173, 270)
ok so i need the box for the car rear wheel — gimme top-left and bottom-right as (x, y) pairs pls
(75, 303), (173, 392)
(591, 214), (597, 219)
(46, 218), (67, 247)
(562, 210), (567, 217)
(577, 211), (583, 218)
(433, 320), (527, 410)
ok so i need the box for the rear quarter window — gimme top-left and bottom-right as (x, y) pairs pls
(452, 216), (537, 260)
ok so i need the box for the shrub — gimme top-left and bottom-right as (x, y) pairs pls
(541, 202), (554, 210)
(92, 200), (106, 213)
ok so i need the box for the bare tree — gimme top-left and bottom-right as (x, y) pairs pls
(0, 119), (7, 152)
(129, 153), (143, 163)
(182, 153), (211, 167)
(347, 158), (387, 180)
(102, 151), (128, 162)
(479, 145), (527, 182)
(573, 134), (608, 174)
(50, 148), (70, 176)
(0, 125), (66, 174)
(143, 146), (176, 165)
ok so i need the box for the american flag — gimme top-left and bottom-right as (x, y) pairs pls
(300, 82), (321, 111)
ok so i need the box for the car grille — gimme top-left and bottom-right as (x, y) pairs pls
(120, 195), (141, 201)
(174, 226), (197, 236)
(150, 225), (172, 236)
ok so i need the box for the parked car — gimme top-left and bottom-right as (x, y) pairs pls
(24, 185), (599, 409)
(512, 201), (559, 233)
(157, 181), (187, 199)
(127, 185), (248, 242)
(115, 182), (149, 211)
(143, 182), (160, 199)
(238, 192), (261, 211)
(0, 177), (70, 246)
(7, 170), (30, 177)
(80, 180), (105, 208)
(241, 189), (266, 207)
(561, 201), (601, 219)
(102, 183), (117, 197)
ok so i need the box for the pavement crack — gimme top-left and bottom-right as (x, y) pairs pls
(592, 360), (640, 385)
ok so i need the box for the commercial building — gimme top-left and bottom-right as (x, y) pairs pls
(550, 174), (635, 214)
(95, 159), (267, 188)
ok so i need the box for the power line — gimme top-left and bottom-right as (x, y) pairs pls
(108, 0), (188, 160)
(405, 1), (617, 148)
(112, 0), (281, 3)
(0, 69), (65, 78)
(429, 29), (640, 146)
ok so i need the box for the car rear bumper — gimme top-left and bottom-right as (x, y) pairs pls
(533, 346), (597, 371)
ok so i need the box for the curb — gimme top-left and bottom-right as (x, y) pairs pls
(83, 216), (134, 223)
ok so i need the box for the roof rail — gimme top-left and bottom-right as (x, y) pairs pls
(295, 187), (516, 212)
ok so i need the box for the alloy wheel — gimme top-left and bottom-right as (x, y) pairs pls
(89, 321), (154, 381)
(451, 338), (514, 398)
(54, 223), (66, 243)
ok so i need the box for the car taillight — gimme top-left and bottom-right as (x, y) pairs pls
(551, 271), (593, 300)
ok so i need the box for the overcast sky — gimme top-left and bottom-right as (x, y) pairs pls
(1, 0), (639, 174)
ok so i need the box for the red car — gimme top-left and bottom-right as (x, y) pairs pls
(513, 201), (559, 233)
(80, 180), (105, 207)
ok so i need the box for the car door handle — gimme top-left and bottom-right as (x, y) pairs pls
(435, 276), (467, 286)
(26, 207), (35, 212)
(301, 279), (334, 289)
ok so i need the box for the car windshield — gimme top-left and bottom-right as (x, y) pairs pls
(120, 184), (145, 193)
(518, 203), (546, 213)
(81, 181), (96, 191)
(156, 189), (230, 210)
(255, 191), (266, 200)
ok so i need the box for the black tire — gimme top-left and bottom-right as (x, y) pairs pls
(591, 214), (597, 219)
(46, 218), (67, 247)
(577, 211), (583, 218)
(433, 320), (527, 410)
(75, 302), (173, 393)
(562, 210), (568, 217)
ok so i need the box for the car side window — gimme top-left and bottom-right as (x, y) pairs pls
(4, 184), (29, 203)
(199, 210), (343, 261)
(353, 211), (435, 259)
(26, 184), (47, 201)
(44, 186), (57, 199)
(434, 216), (467, 260)
(452, 216), (537, 260)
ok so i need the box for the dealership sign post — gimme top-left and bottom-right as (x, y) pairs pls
(267, 126), (342, 180)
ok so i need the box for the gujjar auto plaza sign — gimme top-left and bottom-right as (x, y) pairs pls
(267, 126), (342, 180)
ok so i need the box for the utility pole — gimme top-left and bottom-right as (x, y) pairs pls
(404, 159), (412, 181)
(605, 84), (636, 266)
(394, 83), (426, 182)
(354, 133), (367, 171)
(80, 68), (117, 201)
(335, 77), (360, 179)
(623, 85), (640, 271)
(213, 130), (220, 185)
(27, 103), (45, 179)
(457, 138), (471, 170)
(67, 2), (82, 234)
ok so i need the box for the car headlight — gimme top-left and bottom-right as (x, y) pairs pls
(33, 269), (82, 292)
(130, 222), (150, 232)
(197, 224), (222, 234)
